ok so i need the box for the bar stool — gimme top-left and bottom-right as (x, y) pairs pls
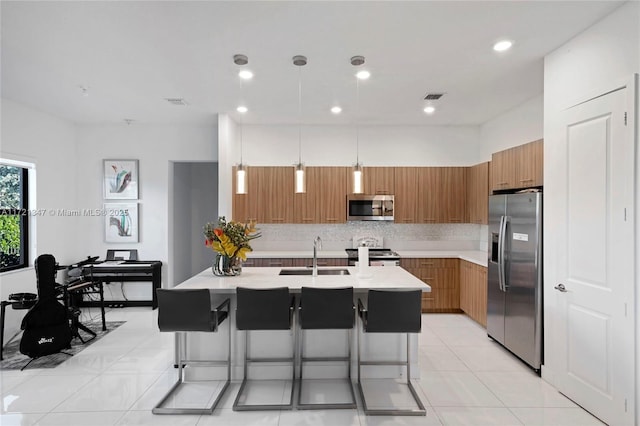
(153, 289), (230, 415)
(297, 286), (357, 409)
(233, 287), (296, 411)
(357, 289), (426, 416)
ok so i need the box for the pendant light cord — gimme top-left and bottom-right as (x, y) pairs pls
(239, 79), (244, 165)
(356, 76), (360, 165)
(298, 66), (302, 165)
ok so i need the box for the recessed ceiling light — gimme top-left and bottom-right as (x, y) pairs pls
(331, 106), (342, 114)
(493, 40), (513, 52)
(356, 70), (371, 80)
(236, 106), (248, 113)
(423, 106), (436, 114)
(238, 70), (253, 80)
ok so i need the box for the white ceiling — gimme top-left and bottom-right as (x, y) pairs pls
(0, 1), (623, 127)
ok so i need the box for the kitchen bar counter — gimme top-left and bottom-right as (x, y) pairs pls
(247, 249), (487, 267)
(175, 265), (430, 292)
(174, 266), (428, 381)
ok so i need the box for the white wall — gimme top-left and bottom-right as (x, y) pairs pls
(75, 123), (218, 296)
(542, 0), (640, 418)
(0, 98), (78, 341)
(234, 124), (482, 167)
(479, 95), (544, 160)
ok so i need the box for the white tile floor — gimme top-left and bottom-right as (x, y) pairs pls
(0, 308), (605, 426)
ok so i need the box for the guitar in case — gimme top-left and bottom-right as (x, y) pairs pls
(19, 254), (72, 363)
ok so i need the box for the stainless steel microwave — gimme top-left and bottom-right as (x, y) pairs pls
(347, 195), (394, 221)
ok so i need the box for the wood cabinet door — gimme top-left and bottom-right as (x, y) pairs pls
(440, 167), (466, 223)
(363, 167), (395, 195)
(459, 260), (488, 327)
(418, 168), (440, 223)
(516, 139), (543, 188)
(318, 167), (349, 223)
(394, 167), (419, 223)
(466, 162), (489, 224)
(401, 258), (459, 312)
(294, 167), (320, 223)
(250, 167), (294, 223)
(491, 148), (517, 191)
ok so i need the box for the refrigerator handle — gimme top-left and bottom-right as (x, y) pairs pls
(497, 215), (505, 291)
(501, 216), (510, 291)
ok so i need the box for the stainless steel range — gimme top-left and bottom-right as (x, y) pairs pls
(345, 236), (400, 266)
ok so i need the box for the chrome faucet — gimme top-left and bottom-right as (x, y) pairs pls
(312, 236), (323, 277)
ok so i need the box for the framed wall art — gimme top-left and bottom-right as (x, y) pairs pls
(103, 159), (138, 199)
(104, 203), (138, 243)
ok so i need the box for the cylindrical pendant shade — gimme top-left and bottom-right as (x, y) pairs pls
(295, 163), (306, 193)
(236, 164), (247, 194)
(353, 164), (363, 194)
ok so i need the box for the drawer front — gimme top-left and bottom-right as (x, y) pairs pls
(401, 258), (458, 269)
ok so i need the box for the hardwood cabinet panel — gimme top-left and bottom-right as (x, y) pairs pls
(418, 168), (440, 223)
(466, 162), (489, 224)
(518, 139), (543, 188)
(491, 139), (543, 193)
(459, 260), (488, 327)
(440, 167), (466, 223)
(363, 167), (395, 195)
(394, 167), (420, 223)
(232, 166), (249, 223)
(294, 167), (320, 223)
(401, 258), (460, 312)
(318, 167), (349, 223)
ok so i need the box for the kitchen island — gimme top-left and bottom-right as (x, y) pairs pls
(173, 265), (429, 381)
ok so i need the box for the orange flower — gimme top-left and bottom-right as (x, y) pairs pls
(214, 228), (223, 237)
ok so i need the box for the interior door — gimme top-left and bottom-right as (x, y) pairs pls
(551, 85), (634, 424)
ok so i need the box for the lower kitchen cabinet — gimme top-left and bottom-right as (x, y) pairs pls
(459, 260), (488, 327)
(243, 257), (347, 268)
(400, 258), (460, 313)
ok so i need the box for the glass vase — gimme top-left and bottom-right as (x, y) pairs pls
(212, 254), (242, 276)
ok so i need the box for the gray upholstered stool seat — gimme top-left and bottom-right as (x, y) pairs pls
(233, 287), (296, 411)
(357, 289), (426, 416)
(297, 286), (357, 409)
(153, 288), (230, 415)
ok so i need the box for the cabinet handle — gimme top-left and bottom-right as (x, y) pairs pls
(449, 219), (462, 223)
(316, 262), (328, 266)
(271, 218), (285, 222)
(519, 178), (533, 182)
(325, 218), (338, 221)
(423, 219), (436, 223)
(375, 190), (389, 194)
(269, 261), (283, 266)
(302, 218), (314, 222)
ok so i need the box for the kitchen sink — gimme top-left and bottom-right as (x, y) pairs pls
(279, 268), (350, 276)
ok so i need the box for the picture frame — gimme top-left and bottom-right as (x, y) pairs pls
(103, 159), (138, 199)
(104, 203), (138, 243)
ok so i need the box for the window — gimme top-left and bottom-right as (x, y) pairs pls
(0, 164), (29, 272)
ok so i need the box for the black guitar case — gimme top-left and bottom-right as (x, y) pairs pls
(19, 254), (72, 358)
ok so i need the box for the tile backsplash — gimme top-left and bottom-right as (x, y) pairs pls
(250, 222), (486, 251)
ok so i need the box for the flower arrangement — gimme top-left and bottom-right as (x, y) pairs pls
(203, 216), (261, 261)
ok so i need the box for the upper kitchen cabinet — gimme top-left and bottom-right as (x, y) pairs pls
(466, 162), (489, 224)
(317, 166), (349, 223)
(491, 139), (543, 192)
(232, 166), (294, 223)
(394, 167), (420, 223)
(440, 167), (467, 223)
(294, 166), (321, 223)
(362, 167), (395, 195)
(418, 167), (466, 223)
(294, 166), (349, 223)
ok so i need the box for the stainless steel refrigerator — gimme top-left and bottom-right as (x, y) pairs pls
(487, 192), (542, 371)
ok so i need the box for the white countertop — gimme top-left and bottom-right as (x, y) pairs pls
(175, 266), (430, 293)
(246, 249), (487, 267)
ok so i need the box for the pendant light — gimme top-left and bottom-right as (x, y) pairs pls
(234, 54), (249, 194)
(351, 55), (366, 194)
(293, 55), (307, 193)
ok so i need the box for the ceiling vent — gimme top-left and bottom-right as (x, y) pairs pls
(165, 98), (188, 106)
(424, 93), (445, 100)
